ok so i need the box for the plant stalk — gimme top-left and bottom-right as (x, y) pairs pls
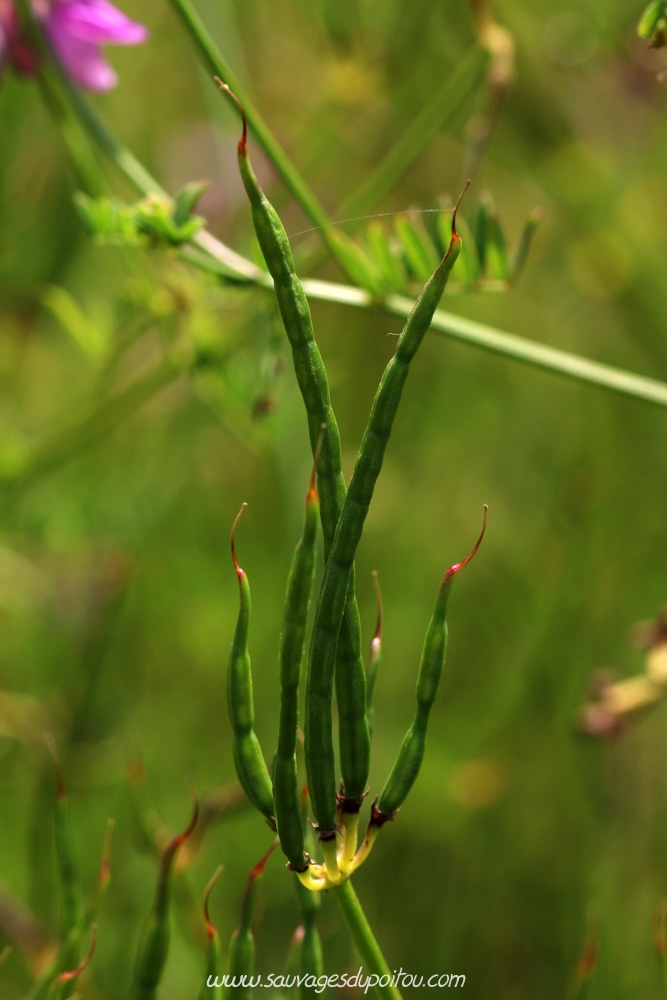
(334, 880), (402, 1000)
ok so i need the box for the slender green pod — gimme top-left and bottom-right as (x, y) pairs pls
(216, 81), (344, 535)
(131, 784), (199, 1000)
(305, 187), (468, 834)
(274, 443), (322, 870)
(334, 603), (370, 810)
(227, 504), (275, 826)
(638, 1), (667, 41)
(366, 571), (383, 741)
(217, 80), (370, 812)
(47, 925), (96, 1000)
(199, 867), (223, 999)
(225, 841), (277, 1000)
(377, 509), (486, 816)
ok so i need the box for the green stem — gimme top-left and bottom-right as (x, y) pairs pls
(334, 880), (402, 1000)
(300, 280), (667, 409)
(167, 0), (331, 234)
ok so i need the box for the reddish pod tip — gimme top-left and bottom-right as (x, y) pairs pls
(445, 504), (487, 583)
(451, 179), (471, 240)
(214, 78), (247, 151)
(230, 503), (248, 580)
(163, 777), (200, 872)
(58, 924), (97, 984)
(249, 837), (279, 882)
(203, 865), (224, 938)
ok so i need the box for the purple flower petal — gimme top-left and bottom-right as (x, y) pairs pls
(50, 0), (148, 46)
(45, 13), (118, 90)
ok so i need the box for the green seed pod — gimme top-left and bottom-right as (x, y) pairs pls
(226, 841), (277, 1000)
(131, 784), (199, 1000)
(305, 190), (468, 834)
(638, 1), (667, 39)
(217, 81), (370, 822)
(274, 452), (321, 870)
(227, 504), (275, 826)
(378, 508), (486, 816)
(199, 867), (223, 999)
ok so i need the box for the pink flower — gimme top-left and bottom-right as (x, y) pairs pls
(0, 0), (148, 90)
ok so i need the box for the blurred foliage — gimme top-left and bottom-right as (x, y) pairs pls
(1, 1), (667, 998)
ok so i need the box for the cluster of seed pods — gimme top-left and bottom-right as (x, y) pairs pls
(218, 81), (486, 892)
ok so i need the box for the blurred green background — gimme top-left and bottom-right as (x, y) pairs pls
(2, 0), (667, 997)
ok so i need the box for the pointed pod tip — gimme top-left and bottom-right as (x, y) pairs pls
(230, 503), (248, 579)
(444, 504), (487, 584)
(214, 77), (247, 150)
(57, 924), (97, 984)
(452, 179), (472, 237)
(164, 778), (200, 870)
(250, 837), (279, 882)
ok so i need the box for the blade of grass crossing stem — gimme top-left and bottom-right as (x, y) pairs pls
(377, 510), (486, 816)
(274, 450), (321, 870)
(227, 505), (276, 826)
(304, 187), (467, 835)
(130, 784), (199, 1000)
(218, 82), (371, 813)
(226, 841), (277, 1000)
